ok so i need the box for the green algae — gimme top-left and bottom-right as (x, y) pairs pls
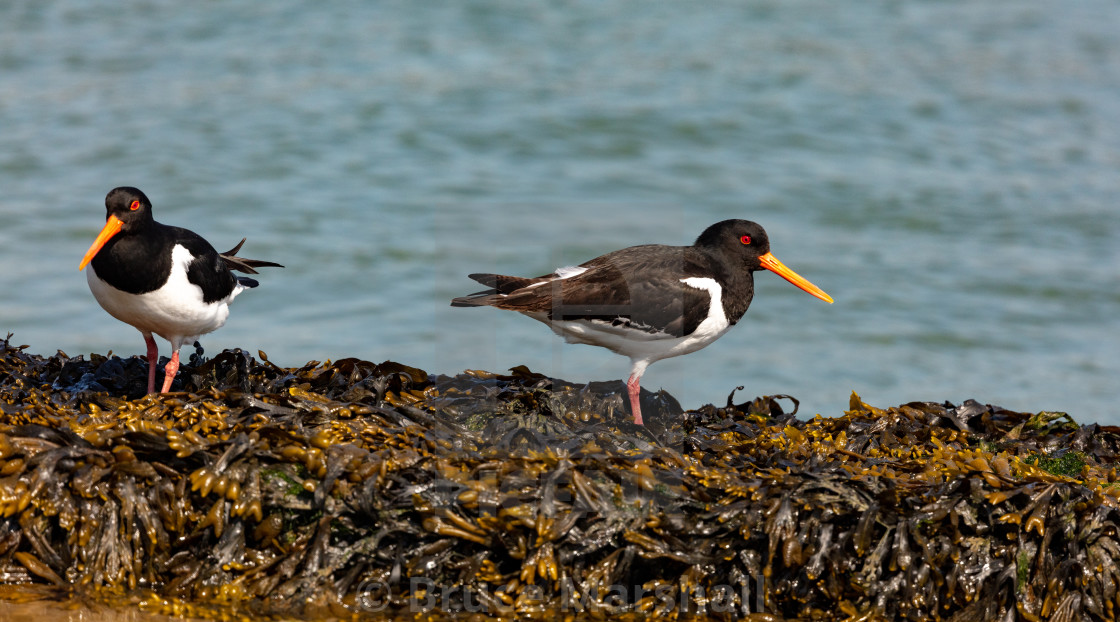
(1025, 450), (1089, 479)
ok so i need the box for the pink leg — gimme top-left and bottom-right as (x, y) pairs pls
(143, 333), (159, 395)
(626, 374), (644, 425)
(160, 349), (181, 393)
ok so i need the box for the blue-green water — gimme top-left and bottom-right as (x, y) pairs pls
(2, 1), (1118, 423)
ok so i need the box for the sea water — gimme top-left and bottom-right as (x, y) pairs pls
(1, 1), (1117, 423)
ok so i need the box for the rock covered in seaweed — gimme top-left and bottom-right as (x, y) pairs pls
(1, 333), (1119, 620)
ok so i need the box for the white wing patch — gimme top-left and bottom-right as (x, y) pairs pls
(524, 265), (588, 290)
(554, 266), (588, 279)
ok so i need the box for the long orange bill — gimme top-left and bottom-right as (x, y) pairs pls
(758, 252), (833, 303)
(79, 215), (124, 271)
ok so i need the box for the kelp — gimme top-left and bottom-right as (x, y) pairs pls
(0, 333), (1118, 621)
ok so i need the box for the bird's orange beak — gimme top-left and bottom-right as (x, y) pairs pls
(79, 215), (124, 271)
(759, 252), (833, 303)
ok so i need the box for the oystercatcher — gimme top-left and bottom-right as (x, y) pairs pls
(79, 187), (282, 395)
(451, 219), (832, 425)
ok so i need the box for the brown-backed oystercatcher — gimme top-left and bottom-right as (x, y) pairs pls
(451, 219), (832, 425)
(79, 187), (283, 395)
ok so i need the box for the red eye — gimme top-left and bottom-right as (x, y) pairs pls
(129, 200), (140, 211)
(740, 235), (751, 245)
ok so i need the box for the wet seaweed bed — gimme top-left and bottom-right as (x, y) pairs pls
(1, 335), (1119, 621)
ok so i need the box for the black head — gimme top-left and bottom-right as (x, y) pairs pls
(694, 219), (833, 303)
(79, 186), (157, 271)
(694, 219), (772, 270)
(104, 186), (155, 233)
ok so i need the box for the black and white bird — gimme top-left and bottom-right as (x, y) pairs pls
(79, 187), (282, 395)
(451, 219), (832, 425)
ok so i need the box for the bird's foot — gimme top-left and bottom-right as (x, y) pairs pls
(626, 374), (644, 425)
(160, 350), (181, 393)
(144, 333), (159, 395)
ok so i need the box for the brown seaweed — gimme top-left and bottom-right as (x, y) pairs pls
(1, 333), (1119, 620)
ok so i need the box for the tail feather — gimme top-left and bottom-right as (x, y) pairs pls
(452, 273), (536, 307)
(452, 272), (565, 307)
(220, 238), (284, 275)
(451, 290), (499, 307)
(467, 273), (534, 293)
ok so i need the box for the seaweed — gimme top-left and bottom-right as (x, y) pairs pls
(0, 333), (1118, 621)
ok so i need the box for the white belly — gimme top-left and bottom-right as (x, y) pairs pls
(526, 276), (733, 365)
(87, 245), (245, 350)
